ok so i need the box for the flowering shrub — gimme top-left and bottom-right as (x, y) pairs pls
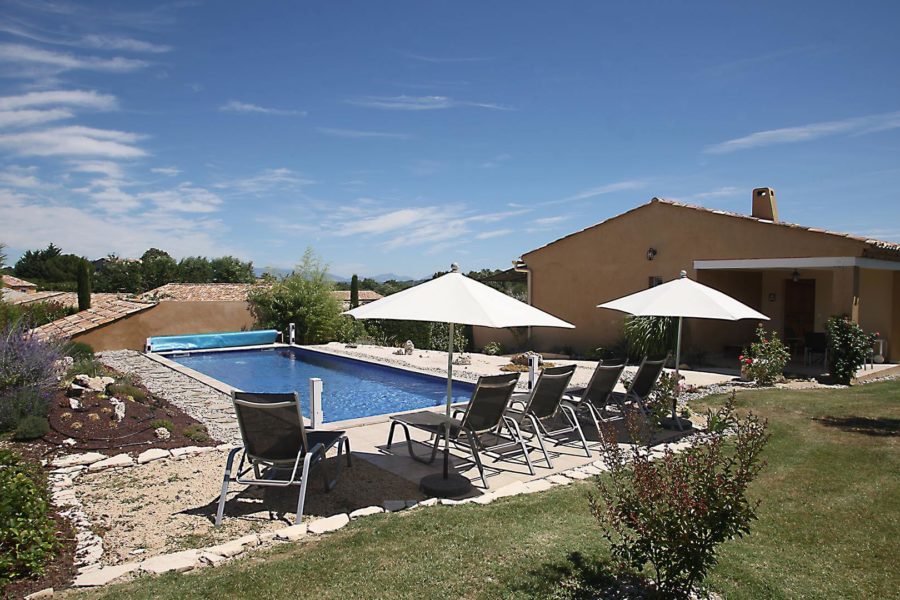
(740, 325), (790, 386)
(644, 371), (682, 428)
(590, 403), (769, 596)
(826, 316), (874, 385)
(0, 319), (62, 432)
(482, 341), (503, 356)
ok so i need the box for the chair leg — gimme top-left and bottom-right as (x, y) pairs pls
(389, 421), (442, 464)
(295, 453), (315, 524)
(344, 437), (352, 467)
(464, 432), (488, 488)
(586, 404), (605, 445)
(214, 448), (241, 527)
(562, 404), (592, 457)
(522, 414), (551, 470)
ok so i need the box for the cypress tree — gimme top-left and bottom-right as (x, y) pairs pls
(77, 260), (92, 311)
(349, 274), (360, 308)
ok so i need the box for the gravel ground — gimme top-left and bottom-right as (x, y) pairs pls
(75, 448), (424, 565)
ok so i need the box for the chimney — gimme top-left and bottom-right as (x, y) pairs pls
(752, 187), (778, 222)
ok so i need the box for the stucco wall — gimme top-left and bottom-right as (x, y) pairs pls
(502, 200), (878, 354)
(858, 268), (895, 360)
(73, 301), (256, 351)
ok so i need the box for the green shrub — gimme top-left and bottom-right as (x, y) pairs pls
(182, 424), (211, 443)
(590, 403), (769, 596)
(740, 325), (790, 386)
(12, 415), (50, 441)
(624, 316), (676, 361)
(334, 315), (368, 344)
(826, 316), (874, 385)
(149, 419), (174, 432)
(0, 450), (58, 585)
(65, 357), (106, 379)
(107, 383), (146, 403)
(0, 387), (48, 432)
(482, 341), (503, 356)
(62, 340), (94, 362)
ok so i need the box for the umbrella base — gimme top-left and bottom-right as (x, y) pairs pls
(420, 473), (473, 498)
(659, 416), (693, 431)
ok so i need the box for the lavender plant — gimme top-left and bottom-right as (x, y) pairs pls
(0, 318), (62, 431)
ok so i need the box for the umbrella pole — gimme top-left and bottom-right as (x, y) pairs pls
(444, 322), (454, 478)
(673, 316), (684, 431)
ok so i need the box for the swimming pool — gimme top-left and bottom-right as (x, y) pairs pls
(167, 347), (476, 423)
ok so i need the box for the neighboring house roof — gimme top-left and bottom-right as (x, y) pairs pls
(523, 198), (900, 259)
(32, 296), (156, 341)
(2, 274), (37, 289)
(331, 290), (384, 302)
(2, 290), (121, 307)
(141, 283), (267, 302)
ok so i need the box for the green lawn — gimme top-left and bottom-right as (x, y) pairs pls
(75, 381), (900, 599)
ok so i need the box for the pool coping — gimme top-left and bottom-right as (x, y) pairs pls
(145, 343), (476, 431)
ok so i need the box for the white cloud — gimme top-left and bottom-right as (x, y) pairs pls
(79, 35), (171, 53)
(0, 165), (47, 189)
(151, 166), (181, 176)
(687, 186), (743, 200)
(0, 108), (72, 127)
(214, 168), (314, 195)
(533, 215), (569, 226)
(138, 184), (223, 213)
(0, 43), (148, 73)
(338, 208), (430, 236)
(552, 180), (647, 204)
(317, 127), (412, 140)
(68, 161), (125, 179)
(219, 100), (306, 116)
(0, 125), (145, 158)
(705, 110), (900, 154)
(0, 90), (117, 111)
(475, 229), (513, 240)
(346, 95), (512, 111)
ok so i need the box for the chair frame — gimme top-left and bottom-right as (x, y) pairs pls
(562, 359), (627, 444)
(386, 373), (531, 488)
(215, 391), (351, 526)
(507, 364), (588, 467)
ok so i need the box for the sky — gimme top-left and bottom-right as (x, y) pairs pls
(1, 0), (899, 279)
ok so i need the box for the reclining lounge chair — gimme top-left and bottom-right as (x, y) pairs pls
(563, 359), (627, 442)
(215, 391), (351, 526)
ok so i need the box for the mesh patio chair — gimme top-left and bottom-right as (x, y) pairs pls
(504, 364), (587, 466)
(609, 354), (669, 420)
(803, 332), (828, 367)
(386, 373), (529, 489)
(562, 359), (627, 442)
(215, 391), (351, 526)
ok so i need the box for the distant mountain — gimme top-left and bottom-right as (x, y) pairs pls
(370, 273), (416, 282)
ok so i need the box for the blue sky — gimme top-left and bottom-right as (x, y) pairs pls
(1, 1), (899, 278)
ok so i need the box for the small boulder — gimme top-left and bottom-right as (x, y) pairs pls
(137, 448), (170, 464)
(307, 513), (350, 535)
(154, 427), (171, 441)
(52, 452), (106, 468)
(87, 453), (134, 472)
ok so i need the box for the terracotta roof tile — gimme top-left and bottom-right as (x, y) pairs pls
(32, 296), (156, 341)
(141, 283), (269, 302)
(2, 274), (37, 288)
(331, 290), (383, 301)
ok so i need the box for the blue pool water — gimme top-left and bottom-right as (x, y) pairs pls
(168, 347), (476, 423)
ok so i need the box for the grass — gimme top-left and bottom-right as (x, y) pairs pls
(74, 381), (900, 599)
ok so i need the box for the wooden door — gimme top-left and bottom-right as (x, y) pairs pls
(784, 279), (816, 338)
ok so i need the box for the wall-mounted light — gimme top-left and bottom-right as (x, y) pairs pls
(647, 247), (657, 261)
(791, 269), (800, 283)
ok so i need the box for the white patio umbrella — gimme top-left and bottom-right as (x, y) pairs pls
(598, 270), (769, 427)
(345, 264), (574, 495)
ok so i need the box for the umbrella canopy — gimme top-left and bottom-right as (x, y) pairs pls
(597, 273), (769, 321)
(345, 268), (575, 329)
(597, 270), (769, 430)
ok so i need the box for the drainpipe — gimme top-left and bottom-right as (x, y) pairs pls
(513, 259), (533, 345)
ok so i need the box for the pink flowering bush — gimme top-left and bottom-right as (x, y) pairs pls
(740, 325), (790, 386)
(590, 399), (769, 597)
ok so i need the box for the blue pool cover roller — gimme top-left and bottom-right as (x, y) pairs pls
(147, 329), (280, 352)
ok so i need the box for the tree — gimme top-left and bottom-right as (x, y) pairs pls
(210, 256), (255, 283)
(247, 248), (342, 344)
(76, 260), (92, 311)
(177, 256), (214, 283)
(349, 274), (360, 308)
(141, 248), (178, 291)
(93, 255), (143, 293)
(13, 244), (84, 289)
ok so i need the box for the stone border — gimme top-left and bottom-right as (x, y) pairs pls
(54, 436), (697, 590)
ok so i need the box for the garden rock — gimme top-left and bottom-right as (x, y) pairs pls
(88, 453), (134, 471)
(349, 505), (384, 519)
(52, 452), (106, 468)
(24, 587), (54, 599)
(546, 474), (573, 485)
(524, 479), (553, 493)
(110, 398), (126, 422)
(72, 563), (140, 587)
(382, 500), (407, 512)
(137, 448), (170, 464)
(205, 540), (247, 558)
(307, 513), (350, 534)
(67, 383), (87, 398)
(139, 550), (200, 574)
(69, 397), (82, 410)
(154, 427), (171, 440)
(493, 481), (528, 498)
(275, 524), (308, 541)
(74, 374), (115, 393)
